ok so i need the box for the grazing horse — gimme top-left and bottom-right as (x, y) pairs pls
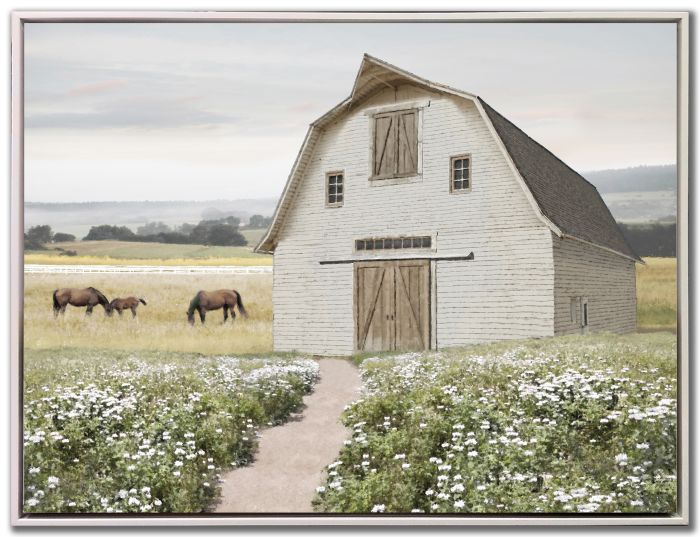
(187, 289), (248, 325)
(52, 287), (112, 317)
(109, 297), (147, 318)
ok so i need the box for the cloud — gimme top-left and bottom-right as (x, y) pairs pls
(67, 79), (128, 97)
(26, 96), (236, 130)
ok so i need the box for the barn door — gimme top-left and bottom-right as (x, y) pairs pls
(355, 260), (430, 352)
(355, 262), (394, 352)
(394, 260), (430, 351)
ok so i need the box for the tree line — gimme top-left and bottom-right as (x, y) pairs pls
(83, 216), (248, 246)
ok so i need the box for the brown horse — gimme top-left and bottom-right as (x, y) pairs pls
(109, 297), (147, 318)
(52, 287), (112, 317)
(187, 289), (248, 325)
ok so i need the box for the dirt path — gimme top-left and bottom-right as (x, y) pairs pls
(214, 358), (362, 513)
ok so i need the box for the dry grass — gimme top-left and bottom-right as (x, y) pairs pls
(637, 257), (677, 331)
(24, 273), (272, 354)
(24, 254), (272, 266)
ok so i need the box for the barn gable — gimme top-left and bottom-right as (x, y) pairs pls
(255, 54), (639, 265)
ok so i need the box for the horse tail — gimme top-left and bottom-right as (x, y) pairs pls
(235, 291), (248, 319)
(52, 289), (60, 311)
(139, 298), (147, 306)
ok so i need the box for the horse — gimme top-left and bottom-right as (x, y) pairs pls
(109, 297), (147, 318)
(186, 289), (248, 325)
(52, 287), (112, 317)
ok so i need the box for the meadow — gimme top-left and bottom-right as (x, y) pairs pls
(23, 348), (319, 513)
(24, 273), (272, 355)
(314, 333), (677, 514)
(636, 257), (677, 331)
(25, 233), (271, 266)
(21, 258), (678, 514)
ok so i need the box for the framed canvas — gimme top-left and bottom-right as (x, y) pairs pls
(9, 10), (689, 526)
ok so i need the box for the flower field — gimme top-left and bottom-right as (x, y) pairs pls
(23, 348), (319, 513)
(314, 333), (677, 514)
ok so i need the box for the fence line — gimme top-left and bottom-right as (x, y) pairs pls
(24, 264), (272, 275)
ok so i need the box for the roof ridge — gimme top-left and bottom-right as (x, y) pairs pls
(477, 97), (600, 192)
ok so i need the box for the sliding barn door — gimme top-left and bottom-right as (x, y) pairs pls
(355, 262), (394, 352)
(355, 260), (430, 352)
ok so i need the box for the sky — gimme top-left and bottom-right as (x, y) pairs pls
(24, 22), (677, 202)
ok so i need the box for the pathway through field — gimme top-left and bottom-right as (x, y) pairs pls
(215, 358), (362, 513)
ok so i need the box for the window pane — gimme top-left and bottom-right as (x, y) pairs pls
(421, 237), (431, 248)
(336, 185), (343, 194)
(375, 239), (384, 250)
(329, 184), (336, 195)
(337, 193), (343, 202)
(454, 159), (462, 169)
(382, 238), (391, 249)
(356, 240), (364, 250)
(454, 169), (462, 180)
(337, 175), (343, 183)
(453, 179), (462, 190)
(463, 180), (469, 189)
(366, 240), (374, 250)
(463, 166), (470, 178)
(402, 238), (412, 248)
(412, 237), (421, 248)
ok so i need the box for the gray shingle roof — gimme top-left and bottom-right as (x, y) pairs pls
(479, 98), (641, 262)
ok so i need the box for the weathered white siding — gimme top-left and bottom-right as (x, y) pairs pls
(272, 84), (557, 355)
(553, 236), (637, 335)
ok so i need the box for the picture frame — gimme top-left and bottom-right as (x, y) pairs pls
(9, 9), (690, 526)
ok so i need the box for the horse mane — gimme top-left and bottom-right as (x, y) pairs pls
(89, 287), (109, 305)
(187, 293), (201, 316)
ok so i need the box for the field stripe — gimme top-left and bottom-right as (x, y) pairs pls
(24, 264), (272, 275)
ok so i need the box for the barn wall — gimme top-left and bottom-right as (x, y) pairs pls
(552, 236), (637, 335)
(272, 85), (555, 355)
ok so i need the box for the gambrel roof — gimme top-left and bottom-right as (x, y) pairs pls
(256, 54), (641, 263)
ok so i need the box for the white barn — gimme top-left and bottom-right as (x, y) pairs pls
(256, 55), (641, 356)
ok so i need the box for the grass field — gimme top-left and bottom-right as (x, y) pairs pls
(24, 273), (272, 355)
(315, 333), (676, 514)
(25, 238), (271, 266)
(637, 257), (676, 331)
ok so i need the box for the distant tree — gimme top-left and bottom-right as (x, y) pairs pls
(248, 214), (273, 229)
(206, 223), (247, 246)
(24, 225), (53, 250)
(52, 232), (76, 243)
(619, 222), (676, 257)
(136, 221), (172, 236)
(83, 225), (137, 241)
(176, 222), (196, 235)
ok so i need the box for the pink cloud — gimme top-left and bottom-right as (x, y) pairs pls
(67, 79), (127, 97)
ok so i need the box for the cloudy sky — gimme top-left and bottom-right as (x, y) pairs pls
(24, 22), (677, 202)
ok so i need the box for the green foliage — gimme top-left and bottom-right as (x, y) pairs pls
(248, 214), (272, 229)
(84, 225), (137, 241)
(24, 225), (53, 249)
(52, 232), (76, 243)
(23, 350), (319, 513)
(314, 334), (677, 515)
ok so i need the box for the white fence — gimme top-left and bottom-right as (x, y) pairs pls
(24, 264), (272, 275)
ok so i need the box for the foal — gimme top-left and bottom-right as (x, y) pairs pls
(109, 297), (147, 318)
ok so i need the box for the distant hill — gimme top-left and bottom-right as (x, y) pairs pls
(583, 164), (676, 193)
(24, 164), (678, 236)
(582, 164), (677, 224)
(25, 199), (278, 238)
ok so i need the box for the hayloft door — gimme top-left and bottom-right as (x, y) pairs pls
(355, 260), (430, 352)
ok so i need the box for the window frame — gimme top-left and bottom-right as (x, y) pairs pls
(449, 153), (472, 193)
(580, 297), (589, 328)
(369, 107), (421, 182)
(354, 235), (432, 253)
(325, 170), (345, 208)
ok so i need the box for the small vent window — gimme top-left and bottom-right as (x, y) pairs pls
(355, 236), (431, 252)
